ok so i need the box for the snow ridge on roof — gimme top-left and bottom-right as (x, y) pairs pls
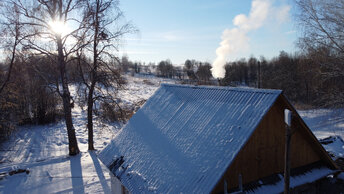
(161, 83), (282, 94)
(99, 84), (282, 193)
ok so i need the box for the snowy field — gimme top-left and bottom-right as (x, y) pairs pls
(299, 109), (344, 159)
(0, 74), (343, 193)
(0, 74), (178, 193)
(299, 109), (344, 140)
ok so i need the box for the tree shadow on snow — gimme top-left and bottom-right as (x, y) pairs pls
(70, 154), (85, 193)
(89, 151), (111, 193)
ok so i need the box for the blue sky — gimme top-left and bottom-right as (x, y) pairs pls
(119, 0), (299, 65)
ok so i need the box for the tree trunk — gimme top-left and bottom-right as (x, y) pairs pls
(57, 35), (80, 156)
(305, 81), (309, 104)
(87, 82), (95, 150)
(86, 0), (100, 151)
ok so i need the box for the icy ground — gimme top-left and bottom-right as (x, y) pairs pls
(0, 75), (178, 193)
(0, 74), (343, 193)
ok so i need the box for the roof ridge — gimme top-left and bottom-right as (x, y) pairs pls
(161, 83), (282, 94)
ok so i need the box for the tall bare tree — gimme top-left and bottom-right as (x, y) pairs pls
(0, 2), (26, 142)
(295, 0), (344, 106)
(12, 0), (90, 155)
(79, 0), (135, 150)
(295, 0), (344, 55)
(0, 3), (23, 94)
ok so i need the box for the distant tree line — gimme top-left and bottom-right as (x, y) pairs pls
(123, 46), (343, 108)
(121, 47), (343, 108)
(219, 50), (343, 107)
(182, 60), (214, 85)
(121, 57), (215, 85)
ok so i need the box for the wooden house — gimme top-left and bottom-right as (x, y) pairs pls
(99, 84), (337, 193)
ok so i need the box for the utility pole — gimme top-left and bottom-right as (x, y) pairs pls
(284, 109), (292, 194)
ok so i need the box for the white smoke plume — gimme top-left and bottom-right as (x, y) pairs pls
(212, 0), (270, 78)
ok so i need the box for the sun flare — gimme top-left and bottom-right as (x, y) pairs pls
(48, 20), (69, 35)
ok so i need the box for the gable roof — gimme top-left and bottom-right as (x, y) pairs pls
(99, 84), (282, 193)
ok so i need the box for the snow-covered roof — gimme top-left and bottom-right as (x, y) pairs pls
(99, 84), (282, 193)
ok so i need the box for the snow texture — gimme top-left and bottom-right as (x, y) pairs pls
(118, 74), (178, 109)
(0, 75), (176, 194)
(0, 152), (112, 193)
(319, 136), (344, 160)
(247, 167), (334, 194)
(99, 84), (282, 193)
(298, 109), (344, 160)
(298, 109), (344, 140)
(0, 85), (118, 193)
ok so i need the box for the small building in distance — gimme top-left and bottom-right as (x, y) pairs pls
(99, 84), (337, 193)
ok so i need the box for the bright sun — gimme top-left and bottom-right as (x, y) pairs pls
(48, 20), (69, 35)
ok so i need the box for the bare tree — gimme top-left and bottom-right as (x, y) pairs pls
(0, 3), (23, 94)
(295, 0), (344, 55)
(184, 59), (197, 81)
(11, 0), (90, 155)
(295, 0), (344, 107)
(157, 60), (174, 78)
(0, 2), (26, 142)
(79, 0), (135, 150)
(196, 62), (212, 84)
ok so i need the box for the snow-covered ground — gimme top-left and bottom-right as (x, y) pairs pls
(0, 92), (119, 193)
(299, 109), (344, 140)
(299, 109), (344, 159)
(0, 152), (112, 193)
(0, 74), (343, 193)
(0, 74), (176, 193)
(118, 74), (178, 107)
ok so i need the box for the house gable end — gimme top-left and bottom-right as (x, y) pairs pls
(212, 95), (336, 193)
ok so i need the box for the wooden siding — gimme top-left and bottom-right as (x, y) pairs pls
(212, 95), (330, 193)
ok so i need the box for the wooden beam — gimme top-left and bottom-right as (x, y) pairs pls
(284, 113), (292, 194)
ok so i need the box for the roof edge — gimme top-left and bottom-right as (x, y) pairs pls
(160, 83), (282, 94)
